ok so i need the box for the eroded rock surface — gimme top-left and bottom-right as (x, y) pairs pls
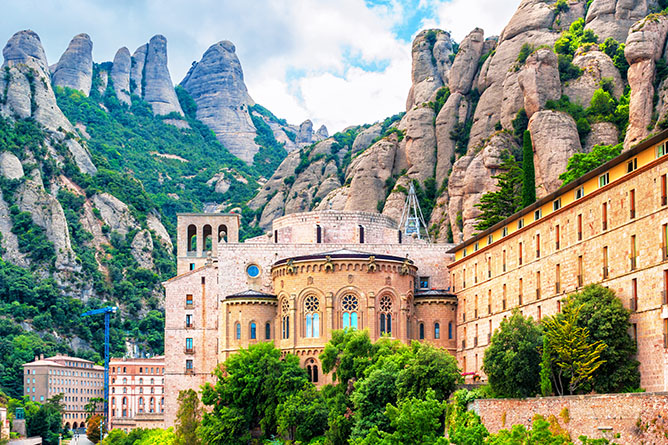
(51, 33), (93, 95)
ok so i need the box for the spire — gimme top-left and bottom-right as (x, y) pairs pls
(399, 182), (431, 243)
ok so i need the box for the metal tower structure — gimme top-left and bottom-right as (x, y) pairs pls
(81, 306), (117, 434)
(398, 182), (432, 243)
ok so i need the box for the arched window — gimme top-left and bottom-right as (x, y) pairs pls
(434, 322), (441, 339)
(235, 322), (241, 340)
(341, 294), (359, 329)
(139, 367), (142, 374)
(281, 299), (290, 339)
(203, 224), (212, 251)
(378, 295), (392, 335)
(111, 397), (115, 406)
(448, 322), (453, 339)
(250, 322), (257, 339)
(139, 378), (143, 385)
(123, 387), (127, 394)
(419, 322), (425, 340)
(150, 378), (154, 385)
(306, 358), (319, 383)
(265, 322), (271, 340)
(123, 367), (126, 373)
(187, 224), (197, 252)
(122, 397), (127, 405)
(304, 295), (320, 338)
(122, 378), (127, 384)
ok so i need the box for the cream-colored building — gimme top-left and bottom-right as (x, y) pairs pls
(163, 211), (456, 426)
(449, 130), (668, 390)
(23, 355), (104, 429)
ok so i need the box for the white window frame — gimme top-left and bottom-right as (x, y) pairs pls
(599, 172), (609, 187)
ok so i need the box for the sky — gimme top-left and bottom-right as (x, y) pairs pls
(0, 0), (520, 133)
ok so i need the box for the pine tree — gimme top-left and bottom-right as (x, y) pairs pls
(522, 130), (536, 207)
(474, 153), (523, 231)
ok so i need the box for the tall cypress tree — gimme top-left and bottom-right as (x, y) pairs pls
(522, 130), (536, 207)
(474, 154), (523, 231)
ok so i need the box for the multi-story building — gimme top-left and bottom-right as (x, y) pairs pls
(163, 129), (668, 427)
(163, 210), (456, 426)
(22, 355), (104, 429)
(448, 130), (668, 391)
(109, 356), (165, 432)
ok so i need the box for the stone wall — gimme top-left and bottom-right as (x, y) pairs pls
(471, 392), (668, 444)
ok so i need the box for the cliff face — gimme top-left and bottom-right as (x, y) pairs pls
(251, 0), (668, 242)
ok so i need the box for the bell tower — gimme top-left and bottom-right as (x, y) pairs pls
(176, 213), (240, 275)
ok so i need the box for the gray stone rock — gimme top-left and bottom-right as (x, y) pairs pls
(398, 106), (437, 183)
(352, 123), (383, 155)
(501, 0), (556, 42)
(528, 110), (583, 197)
(449, 28), (485, 94)
(298, 120), (314, 143)
(143, 35), (183, 116)
(92, 193), (138, 236)
(0, 151), (24, 179)
(147, 212), (173, 249)
(0, 190), (28, 266)
(51, 33), (93, 95)
(130, 44), (148, 97)
(2, 30), (49, 73)
(316, 125), (329, 140)
(111, 47), (131, 104)
(585, 0), (657, 43)
(131, 229), (154, 269)
(563, 49), (624, 107)
(66, 139), (97, 175)
(518, 48), (561, 117)
(406, 29), (454, 110)
(435, 92), (469, 186)
(16, 180), (78, 270)
(585, 122), (619, 150)
(181, 40), (259, 163)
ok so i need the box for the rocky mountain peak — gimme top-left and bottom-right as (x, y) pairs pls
(180, 39), (258, 163)
(142, 34), (183, 116)
(2, 30), (49, 73)
(111, 47), (131, 105)
(51, 33), (93, 95)
(406, 29), (454, 109)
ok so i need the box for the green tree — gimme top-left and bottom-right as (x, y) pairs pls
(563, 285), (640, 393)
(173, 389), (201, 445)
(26, 394), (64, 445)
(320, 329), (376, 386)
(350, 359), (400, 439)
(487, 414), (570, 444)
(542, 305), (607, 395)
(199, 342), (309, 441)
(521, 130), (536, 207)
(558, 143), (622, 185)
(539, 336), (554, 396)
(474, 153), (523, 231)
(396, 341), (461, 401)
(276, 385), (328, 442)
(483, 310), (542, 398)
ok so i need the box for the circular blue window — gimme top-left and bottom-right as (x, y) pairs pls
(246, 264), (260, 278)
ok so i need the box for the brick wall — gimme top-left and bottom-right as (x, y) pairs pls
(471, 392), (668, 444)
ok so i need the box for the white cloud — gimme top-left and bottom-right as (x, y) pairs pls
(422, 0), (521, 42)
(0, 0), (521, 134)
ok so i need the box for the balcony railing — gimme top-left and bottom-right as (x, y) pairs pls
(629, 298), (637, 312)
(185, 302), (194, 309)
(185, 323), (194, 329)
(185, 367), (195, 375)
(186, 251), (197, 257)
(602, 266), (609, 279)
(184, 347), (195, 355)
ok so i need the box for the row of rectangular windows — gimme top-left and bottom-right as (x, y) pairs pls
(457, 179), (667, 290)
(461, 149), (668, 258)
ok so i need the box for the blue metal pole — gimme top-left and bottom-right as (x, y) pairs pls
(104, 311), (110, 434)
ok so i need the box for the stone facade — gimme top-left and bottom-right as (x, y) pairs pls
(163, 210), (456, 426)
(471, 392), (668, 444)
(22, 355), (104, 429)
(449, 130), (668, 391)
(109, 357), (165, 432)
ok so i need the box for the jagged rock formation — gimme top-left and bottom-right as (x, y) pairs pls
(180, 40), (258, 163)
(130, 44), (148, 97)
(585, 0), (658, 42)
(111, 47), (131, 105)
(92, 193), (138, 236)
(51, 33), (93, 95)
(316, 125), (329, 139)
(518, 48), (561, 117)
(0, 152), (24, 179)
(142, 35), (183, 116)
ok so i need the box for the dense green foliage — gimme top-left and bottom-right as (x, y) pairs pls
(483, 311), (543, 398)
(600, 38), (630, 80)
(521, 131), (536, 207)
(174, 389), (201, 445)
(557, 285), (640, 393)
(475, 154), (523, 231)
(100, 427), (175, 444)
(3, 394), (66, 445)
(249, 104), (288, 178)
(558, 143), (622, 185)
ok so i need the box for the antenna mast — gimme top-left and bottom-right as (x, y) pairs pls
(399, 182), (431, 242)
